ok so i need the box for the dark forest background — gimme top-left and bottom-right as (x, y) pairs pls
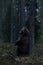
(0, 0), (41, 43)
(0, 0), (43, 64)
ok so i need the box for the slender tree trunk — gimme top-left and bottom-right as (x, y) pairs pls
(10, 0), (16, 42)
(10, 0), (13, 42)
(0, 0), (5, 42)
(19, 0), (25, 30)
(16, 0), (25, 41)
(40, 0), (43, 43)
(0, 0), (2, 42)
(29, 0), (35, 54)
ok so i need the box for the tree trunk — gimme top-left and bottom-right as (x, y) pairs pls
(40, 0), (43, 44)
(19, 0), (25, 30)
(10, 0), (14, 42)
(10, 0), (15, 42)
(0, 0), (5, 42)
(29, 0), (35, 54)
(0, 0), (2, 42)
(16, 0), (25, 41)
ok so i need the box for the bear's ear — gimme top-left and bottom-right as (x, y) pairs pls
(19, 27), (25, 34)
(19, 27), (29, 34)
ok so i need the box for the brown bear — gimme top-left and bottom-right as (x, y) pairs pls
(15, 27), (30, 56)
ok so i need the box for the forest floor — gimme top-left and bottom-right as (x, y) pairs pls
(0, 43), (43, 65)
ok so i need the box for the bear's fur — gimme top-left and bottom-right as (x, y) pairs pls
(15, 27), (29, 56)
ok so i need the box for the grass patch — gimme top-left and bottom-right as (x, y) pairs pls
(0, 43), (43, 65)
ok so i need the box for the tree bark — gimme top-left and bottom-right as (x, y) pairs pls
(10, 0), (14, 42)
(19, 0), (25, 30)
(0, 0), (5, 42)
(29, 0), (35, 54)
(40, 0), (43, 43)
(10, 0), (15, 42)
(0, 0), (2, 42)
